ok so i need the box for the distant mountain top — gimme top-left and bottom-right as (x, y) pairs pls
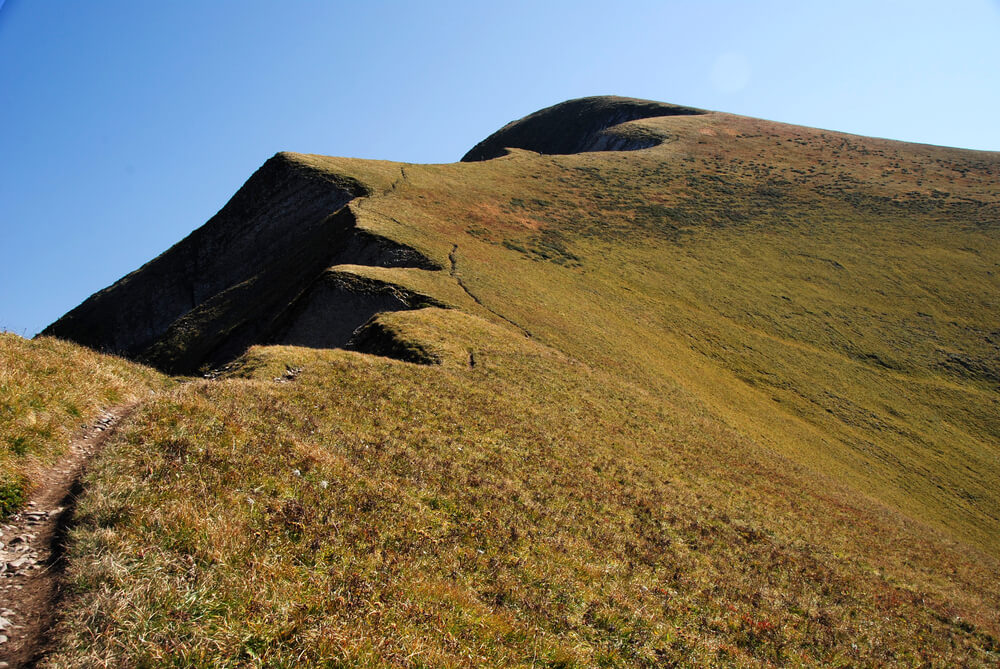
(461, 95), (706, 161)
(42, 95), (1000, 388)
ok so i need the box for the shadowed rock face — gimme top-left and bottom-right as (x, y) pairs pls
(43, 153), (439, 374)
(44, 153), (366, 359)
(275, 271), (444, 351)
(461, 96), (706, 162)
(347, 312), (441, 365)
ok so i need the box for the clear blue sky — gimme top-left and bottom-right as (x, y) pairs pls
(2, 0), (999, 337)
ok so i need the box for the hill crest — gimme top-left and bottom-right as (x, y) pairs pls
(461, 95), (706, 161)
(12, 95), (1000, 664)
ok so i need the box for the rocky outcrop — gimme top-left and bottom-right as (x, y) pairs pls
(273, 270), (445, 352)
(347, 312), (442, 365)
(43, 153), (440, 374)
(44, 98), (706, 373)
(461, 96), (706, 162)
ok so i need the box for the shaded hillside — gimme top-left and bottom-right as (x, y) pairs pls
(461, 96), (705, 161)
(42, 154), (439, 374)
(27, 96), (1000, 666)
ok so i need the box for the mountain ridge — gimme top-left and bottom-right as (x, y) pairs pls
(8, 95), (999, 665)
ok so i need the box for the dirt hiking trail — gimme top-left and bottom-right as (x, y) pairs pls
(0, 404), (135, 668)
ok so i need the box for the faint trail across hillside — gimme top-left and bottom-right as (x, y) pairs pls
(0, 404), (137, 668)
(449, 244), (534, 339)
(379, 164), (408, 196)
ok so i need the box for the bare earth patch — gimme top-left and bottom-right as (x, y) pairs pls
(0, 405), (133, 668)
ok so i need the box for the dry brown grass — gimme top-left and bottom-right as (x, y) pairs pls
(43, 311), (1000, 666)
(22, 107), (1000, 665)
(0, 334), (169, 515)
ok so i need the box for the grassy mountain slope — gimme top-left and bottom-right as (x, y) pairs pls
(0, 334), (169, 515)
(19, 98), (1000, 665)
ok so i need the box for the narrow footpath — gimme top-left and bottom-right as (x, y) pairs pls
(0, 405), (135, 668)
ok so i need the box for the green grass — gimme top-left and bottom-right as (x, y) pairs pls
(45, 313), (1000, 665)
(22, 108), (1000, 665)
(0, 333), (170, 515)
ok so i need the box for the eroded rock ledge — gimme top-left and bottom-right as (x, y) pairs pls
(43, 153), (440, 374)
(461, 95), (706, 161)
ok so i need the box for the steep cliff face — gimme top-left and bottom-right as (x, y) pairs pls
(44, 153), (362, 356)
(461, 96), (705, 161)
(43, 153), (439, 374)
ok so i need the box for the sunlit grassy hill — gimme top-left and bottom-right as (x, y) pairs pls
(0, 334), (169, 515)
(14, 96), (1000, 665)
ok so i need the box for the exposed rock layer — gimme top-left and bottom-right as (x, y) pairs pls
(461, 96), (705, 161)
(43, 153), (438, 374)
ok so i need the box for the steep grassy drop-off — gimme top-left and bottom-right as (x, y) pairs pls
(0, 334), (168, 516)
(29, 96), (1000, 665)
(43, 320), (1000, 666)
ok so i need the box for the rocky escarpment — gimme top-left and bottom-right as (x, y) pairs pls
(44, 153), (367, 359)
(271, 270), (445, 351)
(43, 153), (441, 374)
(461, 96), (706, 161)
